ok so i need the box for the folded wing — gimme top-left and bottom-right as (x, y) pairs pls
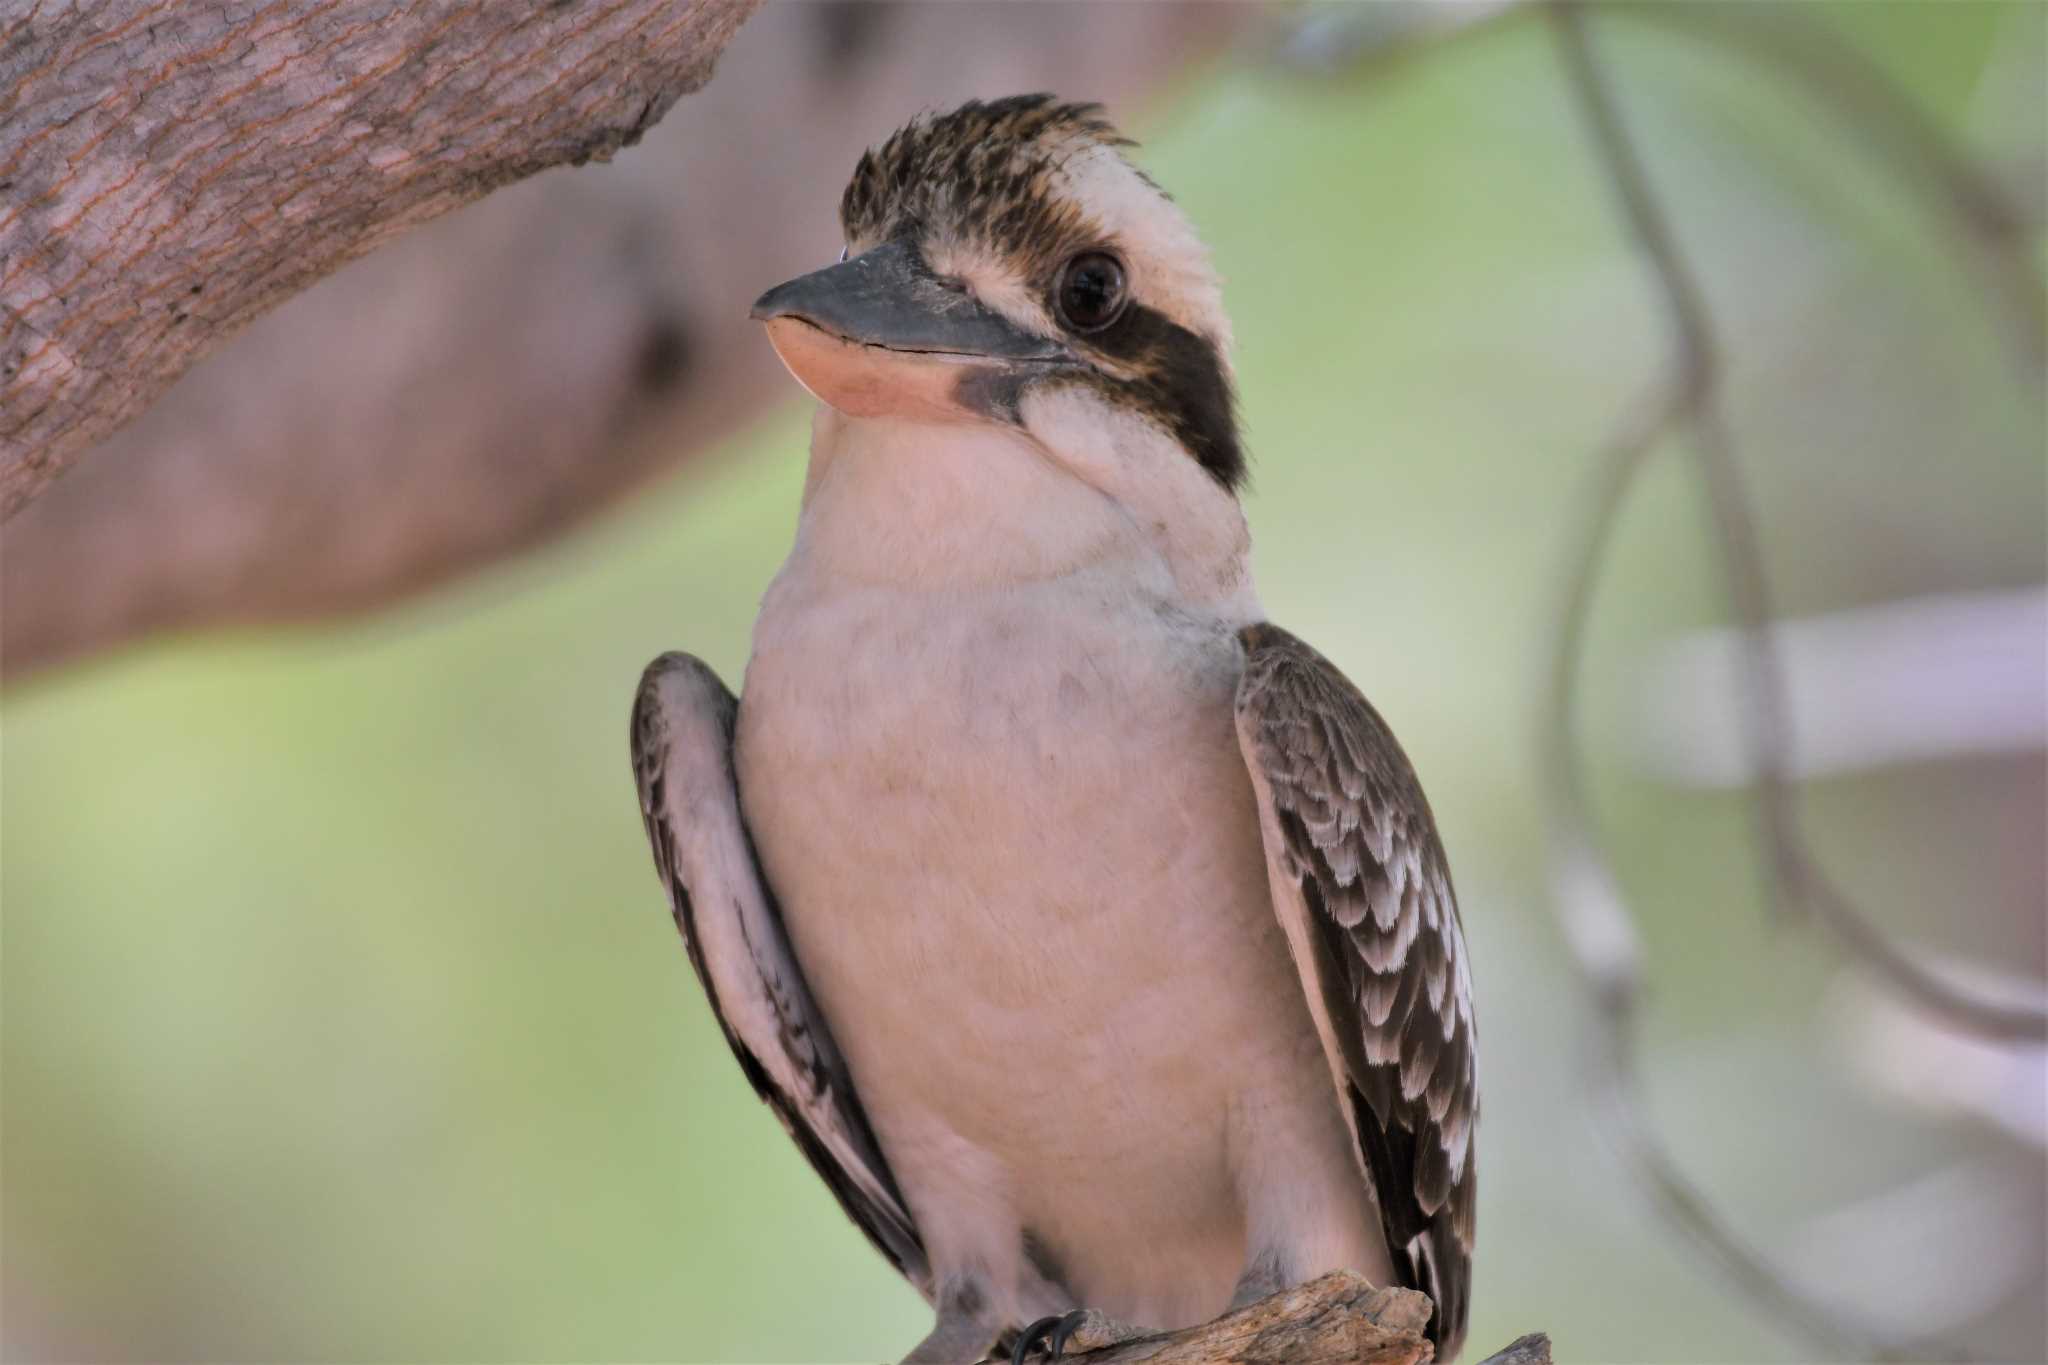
(1233, 623), (1476, 1357)
(631, 653), (929, 1293)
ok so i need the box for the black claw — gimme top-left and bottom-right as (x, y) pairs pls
(1047, 1309), (1092, 1359)
(1010, 1308), (1096, 1363)
(1011, 1315), (1063, 1365)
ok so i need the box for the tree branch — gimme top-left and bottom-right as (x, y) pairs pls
(0, 0), (761, 518)
(0, 2), (1252, 681)
(992, 1272), (1550, 1365)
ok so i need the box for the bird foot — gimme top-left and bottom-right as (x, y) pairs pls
(1007, 1308), (1152, 1364)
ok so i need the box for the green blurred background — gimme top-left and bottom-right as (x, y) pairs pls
(5, 4), (2043, 1361)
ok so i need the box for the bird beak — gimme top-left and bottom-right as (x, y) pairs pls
(751, 241), (1067, 422)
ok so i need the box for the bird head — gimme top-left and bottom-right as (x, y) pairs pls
(751, 94), (1245, 494)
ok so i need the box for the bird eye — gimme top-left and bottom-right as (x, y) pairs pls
(1056, 252), (1127, 332)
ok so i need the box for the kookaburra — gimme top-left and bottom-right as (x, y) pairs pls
(630, 95), (1477, 1364)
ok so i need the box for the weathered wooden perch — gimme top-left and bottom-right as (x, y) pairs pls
(973, 1272), (1551, 1365)
(0, 0), (761, 516)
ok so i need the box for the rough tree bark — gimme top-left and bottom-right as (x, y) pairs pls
(1020, 1273), (1553, 1365)
(0, 1), (1249, 679)
(0, 0), (761, 517)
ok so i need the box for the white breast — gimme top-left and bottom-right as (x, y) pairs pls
(733, 415), (1362, 1328)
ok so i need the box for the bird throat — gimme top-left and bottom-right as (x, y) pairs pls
(794, 412), (1149, 592)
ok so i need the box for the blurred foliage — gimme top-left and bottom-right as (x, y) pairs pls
(4, 4), (2042, 1361)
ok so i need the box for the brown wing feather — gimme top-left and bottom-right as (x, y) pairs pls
(632, 652), (929, 1294)
(1234, 622), (1477, 1357)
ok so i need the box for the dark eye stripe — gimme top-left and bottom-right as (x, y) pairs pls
(1084, 302), (1243, 490)
(947, 301), (1243, 492)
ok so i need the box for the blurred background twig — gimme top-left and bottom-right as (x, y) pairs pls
(1543, 3), (2040, 1356)
(1536, 1), (2044, 1359)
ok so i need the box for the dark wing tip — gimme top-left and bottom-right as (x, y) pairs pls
(1415, 1214), (1472, 1359)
